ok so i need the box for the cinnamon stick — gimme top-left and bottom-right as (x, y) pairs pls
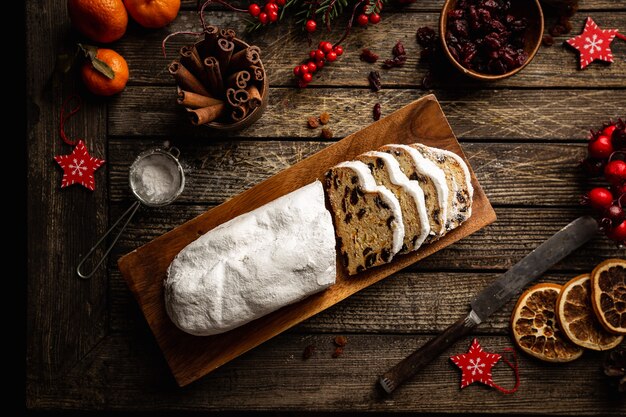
(179, 45), (207, 84)
(230, 104), (248, 122)
(227, 70), (251, 90)
(168, 61), (210, 96)
(226, 88), (250, 107)
(186, 103), (225, 125)
(200, 25), (220, 57)
(246, 85), (262, 109)
(229, 46), (261, 73)
(216, 38), (234, 74)
(219, 28), (236, 41)
(203, 57), (224, 98)
(249, 65), (265, 82)
(177, 87), (223, 109)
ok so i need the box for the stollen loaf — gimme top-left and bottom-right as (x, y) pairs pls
(165, 180), (337, 336)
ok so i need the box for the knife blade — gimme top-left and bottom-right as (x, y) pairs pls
(378, 216), (598, 394)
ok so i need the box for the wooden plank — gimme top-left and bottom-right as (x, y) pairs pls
(26, 0), (108, 381)
(117, 95), (496, 386)
(109, 141), (591, 206)
(181, 0), (626, 11)
(108, 268), (582, 334)
(27, 331), (626, 414)
(109, 87), (626, 139)
(111, 206), (620, 271)
(117, 11), (626, 87)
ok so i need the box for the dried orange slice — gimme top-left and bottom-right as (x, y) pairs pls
(591, 258), (626, 335)
(511, 283), (584, 362)
(556, 274), (623, 350)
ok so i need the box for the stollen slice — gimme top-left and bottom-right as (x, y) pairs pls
(324, 160), (405, 275)
(355, 150), (430, 253)
(379, 144), (448, 239)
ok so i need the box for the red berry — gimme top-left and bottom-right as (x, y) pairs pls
(588, 135), (614, 159)
(293, 65), (301, 76)
(357, 14), (369, 26)
(334, 45), (344, 56)
(309, 50), (316, 59)
(265, 2), (278, 13)
(607, 219), (626, 242)
(300, 64), (309, 73)
(258, 12), (268, 24)
(603, 125), (617, 137)
(268, 10), (279, 22)
(307, 62), (317, 73)
(585, 187), (614, 210)
(605, 160), (626, 185)
(326, 51), (337, 62)
(315, 49), (326, 60)
(369, 13), (381, 24)
(316, 59), (325, 69)
(320, 41), (333, 54)
(276, 0), (286, 5)
(248, 4), (261, 16)
(302, 72), (313, 83)
(305, 19), (317, 33)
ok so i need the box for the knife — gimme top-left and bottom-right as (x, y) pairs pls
(378, 215), (599, 394)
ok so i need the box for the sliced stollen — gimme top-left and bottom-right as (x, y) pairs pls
(379, 144), (448, 239)
(355, 151), (430, 253)
(324, 160), (405, 275)
(164, 180), (336, 336)
(410, 144), (474, 230)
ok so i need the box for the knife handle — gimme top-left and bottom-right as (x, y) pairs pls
(378, 312), (478, 394)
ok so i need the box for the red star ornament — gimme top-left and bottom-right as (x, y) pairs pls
(566, 17), (619, 69)
(54, 140), (105, 191)
(450, 338), (501, 389)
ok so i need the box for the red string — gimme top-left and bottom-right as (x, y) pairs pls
(491, 348), (520, 394)
(59, 94), (83, 146)
(617, 32), (626, 42)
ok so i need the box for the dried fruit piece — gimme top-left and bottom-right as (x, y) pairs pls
(368, 70), (382, 91)
(307, 116), (319, 129)
(319, 111), (330, 125)
(591, 258), (626, 335)
(556, 273), (623, 350)
(321, 128), (333, 139)
(373, 103), (381, 121)
(360, 49), (379, 63)
(511, 283), (584, 363)
(334, 335), (348, 347)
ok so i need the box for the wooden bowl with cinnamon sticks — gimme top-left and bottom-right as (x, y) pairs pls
(169, 26), (268, 131)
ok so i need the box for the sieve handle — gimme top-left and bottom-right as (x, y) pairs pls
(77, 201), (141, 279)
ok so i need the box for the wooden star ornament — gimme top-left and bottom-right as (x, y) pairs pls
(54, 140), (105, 191)
(566, 17), (624, 69)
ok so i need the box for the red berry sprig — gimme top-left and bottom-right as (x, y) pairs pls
(293, 41), (343, 87)
(581, 118), (626, 247)
(247, 0), (286, 25)
(357, 0), (383, 27)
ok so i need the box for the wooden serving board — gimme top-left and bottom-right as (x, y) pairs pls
(118, 94), (497, 387)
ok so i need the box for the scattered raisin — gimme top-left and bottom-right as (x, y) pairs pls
(319, 111), (330, 125)
(368, 70), (382, 92)
(334, 335), (348, 347)
(321, 128), (333, 139)
(373, 103), (381, 121)
(332, 347), (344, 358)
(302, 344), (315, 360)
(382, 55), (407, 69)
(360, 48), (379, 63)
(392, 41), (406, 57)
(416, 26), (437, 47)
(307, 117), (319, 129)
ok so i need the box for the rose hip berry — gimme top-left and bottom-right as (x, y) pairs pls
(305, 19), (317, 33)
(357, 14), (369, 26)
(605, 160), (626, 185)
(334, 45), (344, 56)
(583, 187), (614, 210)
(588, 135), (614, 159)
(369, 13), (381, 24)
(248, 3), (261, 17)
(320, 41), (333, 54)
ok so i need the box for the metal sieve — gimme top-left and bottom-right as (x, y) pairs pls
(77, 147), (185, 279)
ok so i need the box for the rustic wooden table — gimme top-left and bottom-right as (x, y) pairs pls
(27, 0), (626, 414)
